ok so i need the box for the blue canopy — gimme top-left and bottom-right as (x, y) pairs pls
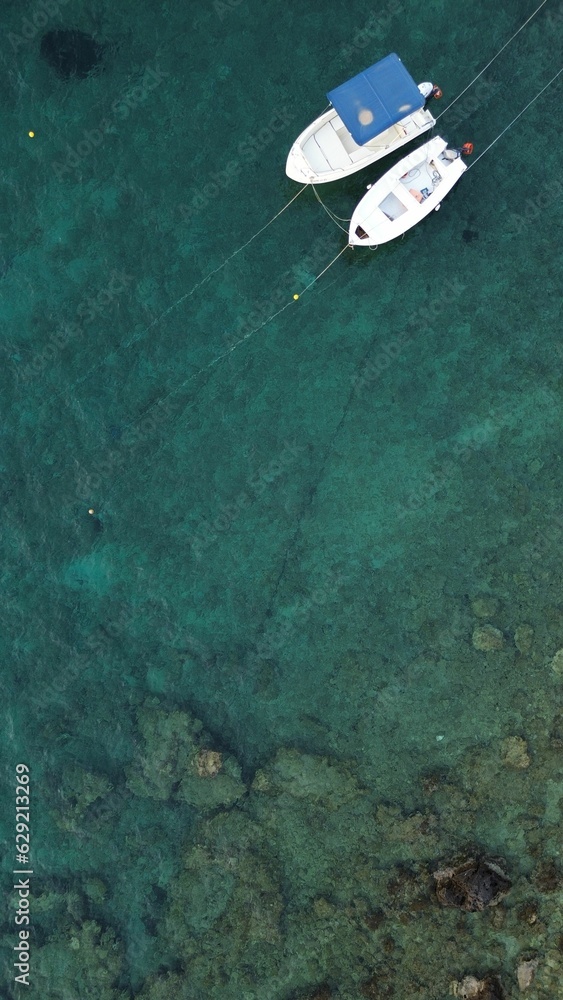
(327, 53), (423, 146)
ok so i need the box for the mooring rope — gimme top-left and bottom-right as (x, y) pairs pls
(161, 246), (350, 405)
(33, 185), (308, 411)
(217, 184), (308, 261)
(467, 66), (562, 168)
(296, 244), (351, 295)
(153, 182), (308, 313)
(311, 185), (351, 232)
(171, 183), (308, 305)
(92, 245), (351, 460)
(138, 246), (350, 410)
(437, 0), (551, 119)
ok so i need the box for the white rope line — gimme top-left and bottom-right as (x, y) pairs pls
(35, 186), (308, 411)
(312, 185), (352, 223)
(215, 183), (308, 262)
(146, 300), (296, 418)
(299, 244), (350, 295)
(161, 183), (308, 309)
(437, 0), (551, 119)
(311, 186), (350, 233)
(468, 66), (563, 168)
(101, 248), (350, 444)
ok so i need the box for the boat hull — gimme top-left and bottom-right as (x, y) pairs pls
(348, 136), (467, 246)
(286, 106), (435, 184)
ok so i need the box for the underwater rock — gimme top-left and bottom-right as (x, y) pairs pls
(55, 767), (113, 832)
(137, 972), (191, 1000)
(33, 920), (123, 999)
(375, 804), (439, 855)
(550, 709), (563, 748)
(386, 864), (428, 912)
(433, 857), (511, 911)
(517, 959), (538, 991)
(251, 747), (362, 809)
(162, 810), (284, 985)
(472, 624), (505, 651)
(307, 987), (332, 1000)
(451, 975), (505, 999)
(127, 699), (246, 812)
(195, 748), (223, 778)
(550, 648), (563, 677)
(363, 907), (385, 930)
(40, 29), (104, 80)
(360, 968), (396, 999)
(489, 905), (505, 929)
(83, 877), (108, 905)
(516, 901), (538, 926)
(514, 624), (534, 654)
(179, 749), (245, 811)
(470, 596), (499, 618)
(532, 858), (561, 892)
(288, 982), (333, 1000)
(500, 736), (530, 769)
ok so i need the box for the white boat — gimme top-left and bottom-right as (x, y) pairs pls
(286, 53), (439, 185)
(348, 136), (473, 246)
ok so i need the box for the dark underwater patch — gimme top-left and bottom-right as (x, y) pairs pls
(462, 229), (479, 244)
(40, 29), (104, 80)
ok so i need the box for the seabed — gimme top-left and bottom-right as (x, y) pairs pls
(1, 0), (562, 997)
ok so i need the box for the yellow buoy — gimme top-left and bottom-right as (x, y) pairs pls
(293, 294), (299, 300)
(28, 131), (35, 138)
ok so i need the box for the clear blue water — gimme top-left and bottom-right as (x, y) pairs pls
(1, 0), (563, 997)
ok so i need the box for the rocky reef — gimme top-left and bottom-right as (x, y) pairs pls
(32, 920), (123, 999)
(433, 857), (512, 911)
(19, 690), (563, 1000)
(126, 697), (246, 811)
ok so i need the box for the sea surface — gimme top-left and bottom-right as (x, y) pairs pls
(1, 0), (562, 997)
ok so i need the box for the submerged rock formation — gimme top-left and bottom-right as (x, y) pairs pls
(126, 698), (246, 812)
(433, 857), (511, 911)
(451, 975), (506, 999)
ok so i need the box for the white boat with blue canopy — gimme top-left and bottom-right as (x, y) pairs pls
(286, 53), (439, 185)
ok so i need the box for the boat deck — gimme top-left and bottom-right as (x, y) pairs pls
(399, 158), (443, 201)
(349, 136), (467, 244)
(289, 107), (436, 182)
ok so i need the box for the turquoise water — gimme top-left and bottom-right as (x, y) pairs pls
(1, 0), (563, 996)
